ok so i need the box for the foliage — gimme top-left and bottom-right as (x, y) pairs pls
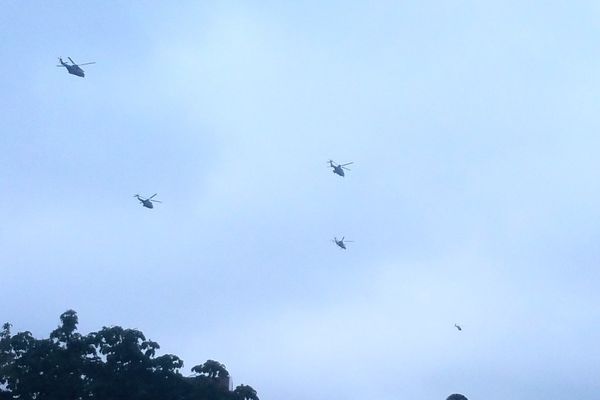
(234, 384), (259, 400)
(446, 394), (468, 400)
(0, 311), (258, 400)
(192, 359), (229, 379)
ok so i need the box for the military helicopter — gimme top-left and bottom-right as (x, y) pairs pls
(56, 57), (96, 77)
(134, 194), (162, 209)
(328, 160), (353, 177)
(454, 323), (462, 331)
(332, 236), (353, 250)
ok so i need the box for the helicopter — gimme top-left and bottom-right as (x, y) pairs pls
(332, 236), (353, 250)
(56, 57), (96, 77)
(454, 323), (462, 331)
(134, 194), (162, 209)
(328, 160), (353, 177)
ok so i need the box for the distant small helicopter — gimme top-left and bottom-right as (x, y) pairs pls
(56, 57), (96, 77)
(454, 324), (462, 331)
(332, 236), (353, 250)
(328, 160), (353, 177)
(134, 194), (162, 209)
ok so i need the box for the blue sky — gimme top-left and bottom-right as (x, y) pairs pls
(2, 1), (600, 399)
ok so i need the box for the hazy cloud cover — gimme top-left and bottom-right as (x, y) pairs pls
(2, 1), (600, 399)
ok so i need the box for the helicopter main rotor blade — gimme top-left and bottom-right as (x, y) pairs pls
(78, 62), (96, 66)
(151, 200), (162, 203)
(56, 65), (66, 67)
(342, 167), (351, 171)
(68, 57), (75, 64)
(341, 162), (353, 166)
(148, 193), (158, 199)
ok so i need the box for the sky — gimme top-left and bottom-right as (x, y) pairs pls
(2, 1), (600, 399)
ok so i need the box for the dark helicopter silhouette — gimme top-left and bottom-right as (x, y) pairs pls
(134, 194), (162, 209)
(328, 160), (353, 177)
(56, 57), (95, 77)
(454, 323), (462, 331)
(332, 236), (353, 250)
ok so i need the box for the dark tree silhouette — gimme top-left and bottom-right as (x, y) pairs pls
(234, 384), (259, 400)
(0, 311), (257, 400)
(447, 394), (468, 400)
(190, 359), (231, 395)
(192, 359), (230, 379)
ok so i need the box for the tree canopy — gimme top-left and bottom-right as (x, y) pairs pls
(446, 394), (468, 400)
(0, 310), (258, 400)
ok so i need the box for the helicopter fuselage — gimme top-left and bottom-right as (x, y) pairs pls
(65, 64), (85, 77)
(134, 195), (154, 208)
(333, 166), (345, 177)
(134, 194), (160, 209)
(59, 59), (85, 77)
(335, 240), (346, 249)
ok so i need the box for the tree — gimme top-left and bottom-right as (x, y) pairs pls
(192, 359), (230, 379)
(0, 323), (15, 400)
(234, 384), (259, 400)
(446, 394), (468, 400)
(0, 311), (257, 400)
